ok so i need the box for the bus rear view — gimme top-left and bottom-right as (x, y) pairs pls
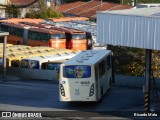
(59, 50), (112, 102)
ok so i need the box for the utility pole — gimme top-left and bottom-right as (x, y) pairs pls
(101, 0), (102, 11)
(131, 0), (134, 6)
(121, 0), (123, 4)
(0, 32), (9, 82)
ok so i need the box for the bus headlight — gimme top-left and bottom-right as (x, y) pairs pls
(89, 83), (94, 97)
(60, 84), (65, 96)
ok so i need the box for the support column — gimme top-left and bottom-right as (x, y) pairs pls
(144, 49), (152, 113)
(2, 36), (7, 81)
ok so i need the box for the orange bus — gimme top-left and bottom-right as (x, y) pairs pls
(19, 22), (91, 51)
(28, 27), (66, 48)
(53, 27), (91, 51)
(0, 22), (66, 48)
(17, 22), (92, 51)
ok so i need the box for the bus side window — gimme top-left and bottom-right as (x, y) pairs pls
(41, 63), (47, 69)
(95, 66), (98, 81)
(107, 55), (111, 69)
(66, 33), (71, 41)
(1, 24), (8, 32)
(43, 33), (50, 41)
(29, 31), (37, 40)
(16, 28), (23, 37)
(99, 60), (106, 77)
(36, 33), (41, 40)
(11, 60), (20, 67)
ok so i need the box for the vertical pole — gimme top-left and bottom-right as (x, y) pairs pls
(112, 54), (115, 84)
(2, 36), (7, 81)
(131, 0), (135, 6)
(144, 49), (152, 113)
(100, 0), (102, 11)
(23, 27), (29, 45)
(121, 0), (123, 4)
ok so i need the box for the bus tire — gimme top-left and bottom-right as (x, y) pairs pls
(108, 78), (112, 92)
(98, 88), (103, 103)
(110, 78), (112, 87)
(101, 87), (103, 97)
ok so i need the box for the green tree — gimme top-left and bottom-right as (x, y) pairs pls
(108, 45), (160, 78)
(108, 45), (145, 76)
(25, 0), (63, 19)
(5, 5), (20, 18)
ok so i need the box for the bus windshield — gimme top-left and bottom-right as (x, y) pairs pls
(72, 34), (86, 40)
(63, 65), (91, 78)
(51, 34), (65, 39)
(21, 60), (39, 69)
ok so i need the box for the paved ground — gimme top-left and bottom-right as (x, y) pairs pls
(0, 76), (160, 120)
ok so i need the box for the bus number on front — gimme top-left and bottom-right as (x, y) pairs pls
(80, 81), (90, 86)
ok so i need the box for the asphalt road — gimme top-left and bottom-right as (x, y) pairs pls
(0, 77), (159, 120)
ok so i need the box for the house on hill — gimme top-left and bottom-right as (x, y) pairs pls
(0, 0), (133, 20)
(0, 0), (39, 18)
(58, 0), (133, 21)
(0, 0), (56, 18)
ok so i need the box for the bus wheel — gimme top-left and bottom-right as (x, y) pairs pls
(110, 78), (112, 86)
(17, 41), (20, 45)
(108, 78), (112, 92)
(101, 87), (103, 97)
(98, 88), (103, 103)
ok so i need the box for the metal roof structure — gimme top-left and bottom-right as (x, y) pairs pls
(43, 20), (97, 43)
(101, 7), (160, 17)
(134, 3), (160, 9)
(97, 8), (160, 112)
(97, 7), (160, 50)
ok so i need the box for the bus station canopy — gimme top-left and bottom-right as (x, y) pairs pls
(97, 7), (160, 50)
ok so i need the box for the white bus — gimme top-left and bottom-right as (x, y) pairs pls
(59, 50), (112, 102)
(20, 52), (79, 79)
(20, 52), (79, 69)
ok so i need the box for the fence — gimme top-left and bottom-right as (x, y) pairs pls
(0, 66), (57, 81)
